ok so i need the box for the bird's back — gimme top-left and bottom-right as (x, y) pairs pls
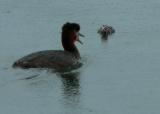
(13, 50), (82, 72)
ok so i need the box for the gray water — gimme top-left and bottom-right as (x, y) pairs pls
(0, 0), (160, 114)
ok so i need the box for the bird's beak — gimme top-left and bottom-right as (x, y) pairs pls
(78, 33), (85, 37)
(77, 38), (83, 45)
(76, 32), (84, 45)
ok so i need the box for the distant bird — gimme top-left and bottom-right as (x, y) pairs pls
(98, 25), (115, 38)
(13, 22), (84, 72)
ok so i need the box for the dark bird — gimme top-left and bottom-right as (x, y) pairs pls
(13, 22), (84, 72)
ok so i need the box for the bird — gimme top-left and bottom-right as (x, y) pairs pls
(98, 25), (115, 38)
(12, 22), (84, 72)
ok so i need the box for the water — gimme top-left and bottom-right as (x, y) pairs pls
(0, 0), (160, 113)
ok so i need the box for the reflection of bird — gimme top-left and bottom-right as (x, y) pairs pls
(98, 25), (115, 38)
(60, 72), (80, 96)
(13, 22), (84, 72)
(58, 72), (81, 106)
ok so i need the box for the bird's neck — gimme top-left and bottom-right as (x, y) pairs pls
(62, 35), (80, 59)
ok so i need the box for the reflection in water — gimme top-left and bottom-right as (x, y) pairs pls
(58, 72), (81, 107)
(100, 35), (109, 42)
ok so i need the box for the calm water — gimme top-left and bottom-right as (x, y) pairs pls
(0, 0), (160, 114)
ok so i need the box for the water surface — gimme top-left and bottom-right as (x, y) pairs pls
(0, 0), (160, 114)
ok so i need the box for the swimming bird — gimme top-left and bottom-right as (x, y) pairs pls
(12, 22), (84, 72)
(98, 25), (115, 38)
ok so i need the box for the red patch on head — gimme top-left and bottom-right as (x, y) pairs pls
(70, 31), (77, 44)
